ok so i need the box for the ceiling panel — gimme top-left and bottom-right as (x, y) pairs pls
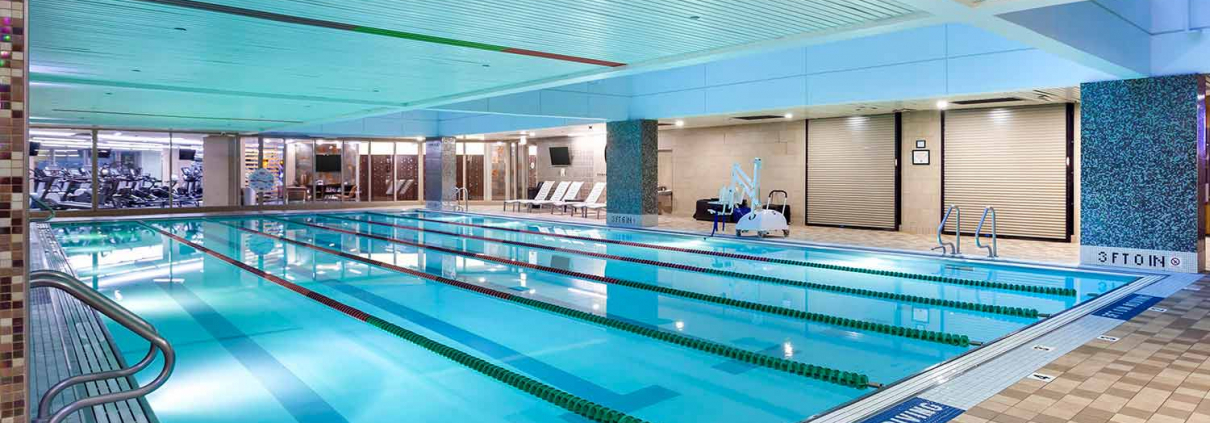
(31, 0), (924, 131)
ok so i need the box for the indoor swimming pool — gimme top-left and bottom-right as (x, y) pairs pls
(45, 210), (1141, 423)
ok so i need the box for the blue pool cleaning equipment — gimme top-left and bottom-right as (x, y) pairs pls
(712, 158), (789, 237)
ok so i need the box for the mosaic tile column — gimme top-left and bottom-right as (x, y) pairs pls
(1080, 75), (1207, 273)
(0, 2), (24, 422)
(423, 137), (455, 210)
(605, 120), (658, 227)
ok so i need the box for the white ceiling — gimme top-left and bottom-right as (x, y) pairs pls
(31, 0), (924, 131)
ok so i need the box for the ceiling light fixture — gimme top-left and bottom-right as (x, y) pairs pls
(519, 137), (528, 145)
(936, 100), (949, 110)
(784, 113), (794, 119)
(674, 120), (685, 127)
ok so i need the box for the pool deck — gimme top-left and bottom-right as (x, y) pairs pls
(464, 205), (1080, 265)
(952, 276), (1210, 423)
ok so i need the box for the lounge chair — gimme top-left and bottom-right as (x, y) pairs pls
(530, 181), (575, 212)
(567, 183), (607, 218)
(504, 181), (555, 212)
(537, 181), (582, 212)
(552, 182), (603, 214)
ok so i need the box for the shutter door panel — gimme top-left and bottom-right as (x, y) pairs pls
(943, 105), (1067, 240)
(807, 115), (897, 229)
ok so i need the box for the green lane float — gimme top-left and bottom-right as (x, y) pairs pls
(141, 221), (647, 423)
(270, 217), (976, 348)
(376, 212), (1077, 297)
(226, 220), (878, 389)
(320, 214), (1040, 319)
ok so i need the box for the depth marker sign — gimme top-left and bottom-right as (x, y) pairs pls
(859, 397), (964, 423)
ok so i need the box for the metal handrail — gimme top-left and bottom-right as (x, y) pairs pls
(30, 197), (55, 223)
(453, 187), (469, 211)
(975, 206), (998, 258)
(30, 270), (175, 423)
(933, 205), (960, 255)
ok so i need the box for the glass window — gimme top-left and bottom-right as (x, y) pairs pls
(97, 130), (169, 209)
(395, 142), (420, 201)
(343, 141), (365, 202)
(463, 142), (485, 200)
(370, 142), (393, 202)
(28, 128), (94, 210)
(285, 139), (315, 204)
(490, 142), (509, 201)
(169, 132), (204, 208)
(262, 138), (286, 205)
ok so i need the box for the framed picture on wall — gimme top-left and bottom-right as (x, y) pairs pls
(916, 140), (926, 149)
(912, 150), (930, 165)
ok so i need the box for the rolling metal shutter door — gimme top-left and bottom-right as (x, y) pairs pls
(944, 105), (1067, 240)
(807, 115), (896, 229)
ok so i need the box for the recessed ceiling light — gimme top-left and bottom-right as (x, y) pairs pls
(784, 113), (794, 119)
(936, 100), (949, 110)
(674, 120), (685, 127)
(528, 131), (535, 136)
(173, 27), (187, 32)
(688, 15), (701, 20)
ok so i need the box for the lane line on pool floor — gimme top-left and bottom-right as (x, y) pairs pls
(317, 214), (1044, 319)
(268, 215), (976, 348)
(216, 218), (878, 389)
(136, 221), (651, 423)
(370, 211), (1077, 297)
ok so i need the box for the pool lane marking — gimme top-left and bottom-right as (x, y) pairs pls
(375, 211), (1076, 298)
(151, 276), (351, 423)
(317, 214), (1042, 319)
(270, 216), (975, 349)
(223, 218), (879, 389)
(136, 222), (649, 423)
(195, 227), (679, 414)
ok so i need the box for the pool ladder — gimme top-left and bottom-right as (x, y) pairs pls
(447, 187), (470, 212)
(31, 270), (175, 423)
(975, 206), (998, 258)
(934, 205), (960, 255)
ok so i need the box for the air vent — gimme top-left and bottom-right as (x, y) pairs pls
(731, 115), (785, 121)
(951, 97), (1025, 105)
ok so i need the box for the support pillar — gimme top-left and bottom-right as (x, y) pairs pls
(202, 135), (237, 207)
(423, 137), (456, 210)
(1080, 75), (1207, 273)
(605, 120), (659, 227)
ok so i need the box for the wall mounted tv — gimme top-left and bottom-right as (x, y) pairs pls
(178, 149), (196, 161)
(316, 154), (342, 172)
(549, 146), (572, 167)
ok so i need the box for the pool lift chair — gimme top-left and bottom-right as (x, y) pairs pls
(710, 158), (789, 238)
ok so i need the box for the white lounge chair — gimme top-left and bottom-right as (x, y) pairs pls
(505, 181), (557, 212)
(568, 183), (606, 218)
(537, 181), (582, 212)
(553, 182), (603, 214)
(531, 181), (576, 212)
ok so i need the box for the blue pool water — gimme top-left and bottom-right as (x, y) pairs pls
(47, 211), (1138, 423)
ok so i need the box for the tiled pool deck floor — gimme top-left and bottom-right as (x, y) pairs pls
(953, 276), (1210, 423)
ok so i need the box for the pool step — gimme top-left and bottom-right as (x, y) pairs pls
(30, 224), (159, 423)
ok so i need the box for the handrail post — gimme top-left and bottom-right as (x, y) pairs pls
(976, 206), (998, 258)
(934, 205), (958, 255)
(30, 197), (55, 223)
(29, 270), (175, 423)
(955, 206), (961, 255)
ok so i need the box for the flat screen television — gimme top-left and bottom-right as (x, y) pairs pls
(316, 154), (342, 172)
(178, 149), (196, 161)
(28, 142), (39, 156)
(549, 146), (572, 167)
(96, 149), (111, 159)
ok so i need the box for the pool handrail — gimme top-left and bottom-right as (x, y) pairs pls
(31, 270), (175, 423)
(934, 205), (959, 255)
(29, 197), (55, 223)
(975, 206), (998, 258)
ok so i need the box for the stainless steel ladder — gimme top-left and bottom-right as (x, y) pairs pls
(975, 206), (998, 258)
(447, 187), (470, 211)
(31, 270), (175, 423)
(934, 205), (960, 255)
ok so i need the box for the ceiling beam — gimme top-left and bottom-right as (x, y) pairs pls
(897, 0), (1147, 78)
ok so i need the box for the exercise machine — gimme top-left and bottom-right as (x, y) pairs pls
(709, 158), (789, 237)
